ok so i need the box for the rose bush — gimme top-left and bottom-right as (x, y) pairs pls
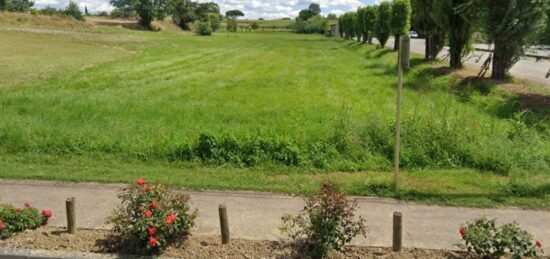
(108, 178), (197, 254)
(280, 181), (367, 259)
(460, 217), (543, 258)
(0, 203), (52, 238)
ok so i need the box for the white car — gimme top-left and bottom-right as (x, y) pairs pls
(409, 31), (419, 38)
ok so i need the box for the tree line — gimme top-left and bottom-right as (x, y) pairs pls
(0, 0), (84, 21)
(337, 0), (549, 80)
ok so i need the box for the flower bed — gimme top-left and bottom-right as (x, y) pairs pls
(0, 203), (52, 239)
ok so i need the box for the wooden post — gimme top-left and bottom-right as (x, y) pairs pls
(219, 204), (230, 244)
(66, 197), (76, 234)
(393, 211), (403, 252)
(394, 35), (410, 193)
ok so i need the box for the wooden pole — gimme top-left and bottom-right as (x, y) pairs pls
(393, 211), (403, 252)
(66, 197), (76, 234)
(219, 204), (230, 244)
(394, 35), (410, 193)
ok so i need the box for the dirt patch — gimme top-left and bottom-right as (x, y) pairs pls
(1, 227), (470, 258)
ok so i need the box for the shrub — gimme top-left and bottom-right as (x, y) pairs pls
(195, 21), (212, 36)
(280, 181), (367, 258)
(0, 203), (52, 238)
(108, 179), (197, 254)
(64, 1), (83, 21)
(460, 217), (543, 258)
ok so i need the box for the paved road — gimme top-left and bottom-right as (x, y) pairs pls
(377, 38), (550, 88)
(1, 179), (549, 253)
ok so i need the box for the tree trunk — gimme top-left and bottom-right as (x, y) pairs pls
(491, 44), (506, 80)
(394, 35), (399, 50)
(368, 36), (373, 44)
(425, 35), (431, 61)
(362, 33), (368, 44)
(357, 34), (362, 42)
(449, 47), (463, 69)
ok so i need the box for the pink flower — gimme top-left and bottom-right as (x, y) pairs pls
(145, 210), (153, 218)
(148, 237), (158, 247)
(42, 210), (53, 219)
(0, 220), (5, 231)
(459, 227), (466, 238)
(536, 240), (542, 249)
(148, 227), (156, 236)
(136, 178), (146, 186)
(150, 202), (158, 209)
(144, 185), (153, 192)
(24, 203), (31, 208)
(15, 208), (21, 212)
(166, 212), (176, 225)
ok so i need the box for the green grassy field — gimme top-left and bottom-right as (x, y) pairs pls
(0, 15), (549, 209)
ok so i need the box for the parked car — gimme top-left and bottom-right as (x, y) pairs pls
(409, 31), (419, 38)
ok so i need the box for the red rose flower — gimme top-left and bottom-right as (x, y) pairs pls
(136, 178), (146, 186)
(145, 210), (153, 218)
(0, 220), (5, 231)
(42, 210), (53, 219)
(15, 208), (21, 212)
(148, 237), (158, 247)
(536, 240), (542, 249)
(24, 203), (31, 208)
(166, 212), (176, 225)
(148, 227), (156, 236)
(150, 202), (158, 209)
(459, 227), (466, 238)
(145, 185), (153, 192)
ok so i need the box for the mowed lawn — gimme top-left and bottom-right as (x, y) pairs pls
(0, 26), (548, 209)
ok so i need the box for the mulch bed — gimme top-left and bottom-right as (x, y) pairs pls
(0, 226), (478, 258)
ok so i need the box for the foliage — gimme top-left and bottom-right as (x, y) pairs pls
(280, 182), (367, 259)
(297, 3), (321, 21)
(136, 0), (154, 27)
(0, 0), (8, 11)
(540, 6), (550, 44)
(250, 21), (259, 31)
(461, 217), (543, 258)
(359, 6), (376, 44)
(207, 12), (220, 31)
(8, 0), (33, 12)
(64, 1), (83, 21)
(411, 0), (445, 61)
(326, 13), (337, 20)
(195, 20), (212, 36)
(109, 0), (136, 18)
(431, 0), (473, 69)
(225, 9), (243, 19)
(374, 2), (392, 47)
(0, 203), (52, 238)
(390, 0), (411, 50)
(108, 179), (197, 254)
(225, 9), (243, 32)
(171, 1), (220, 30)
(338, 12), (356, 40)
(293, 15), (327, 34)
(467, 0), (546, 79)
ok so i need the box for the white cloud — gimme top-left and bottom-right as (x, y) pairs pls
(35, 0), (375, 18)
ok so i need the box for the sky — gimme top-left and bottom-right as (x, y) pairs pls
(34, 0), (379, 19)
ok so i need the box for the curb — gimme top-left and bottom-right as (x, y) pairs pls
(474, 47), (550, 60)
(0, 247), (176, 259)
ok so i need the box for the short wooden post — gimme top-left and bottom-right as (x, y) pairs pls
(393, 211), (403, 252)
(219, 204), (230, 244)
(66, 197), (76, 234)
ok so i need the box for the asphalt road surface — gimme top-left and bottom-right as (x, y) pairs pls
(376, 38), (550, 88)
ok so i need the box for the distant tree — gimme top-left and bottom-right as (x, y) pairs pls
(136, 0), (154, 27)
(374, 2), (392, 47)
(65, 1), (84, 20)
(297, 3), (321, 21)
(258, 17), (264, 20)
(250, 21), (259, 31)
(390, 0), (411, 50)
(225, 9), (243, 32)
(40, 5), (60, 15)
(194, 1), (219, 21)
(411, 0), (445, 61)
(308, 3), (321, 16)
(470, 0), (546, 79)
(153, 0), (170, 20)
(84, 5), (88, 15)
(326, 13), (337, 20)
(172, 0), (196, 30)
(541, 7), (550, 44)
(337, 15), (344, 37)
(9, 0), (34, 12)
(195, 20), (212, 35)
(207, 12), (221, 31)
(0, 0), (9, 11)
(431, 0), (473, 69)
(97, 11), (109, 16)
(339, 12), (356, 40)
(356, 7), (365, 42)
(362, 6), (377, 44)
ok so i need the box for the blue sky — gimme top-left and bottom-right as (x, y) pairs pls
(34, 0), (378, 19)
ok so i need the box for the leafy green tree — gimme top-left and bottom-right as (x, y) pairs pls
(297, 3), (321, 21)
(136, 0), (154, 27)
(109, 0), (137, 18)
(326, 13), (337, 20)
(0, 0), (9, 11)
(390, 0), (411, 50)
(9, 0), (34, 12)
(208, 13), (221, 31)
(172, 0), (196, 30)
(225, 9), (243, 32)
(470, 0), (545, 79)
(411, 0), (445, 61)
(65, 1), (83, 20)
(374, 2), (392, 47)
(338, 16), (344, 37)
(357, 7), (365, 42)
(84, 5), (88, 15)
(340, 12), (356, 40)
(195, 20), (212, 35)
(250, 21), (259, 31)
(362, 6), (377, 44)
(542, 7), (550, 44)
(308, 3), (321, 16)
(431, 0), (473, 69)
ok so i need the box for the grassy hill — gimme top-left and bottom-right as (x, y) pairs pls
(0, 16), (548, 208)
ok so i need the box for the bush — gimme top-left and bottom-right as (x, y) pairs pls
(108, 179), (197, 254)
(460, 217), (543, 258)
(195, 21), (212, 36)
(280, 182), (367, 258)
(0, 203), (52, 238)
(64, 1), (83, 21)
